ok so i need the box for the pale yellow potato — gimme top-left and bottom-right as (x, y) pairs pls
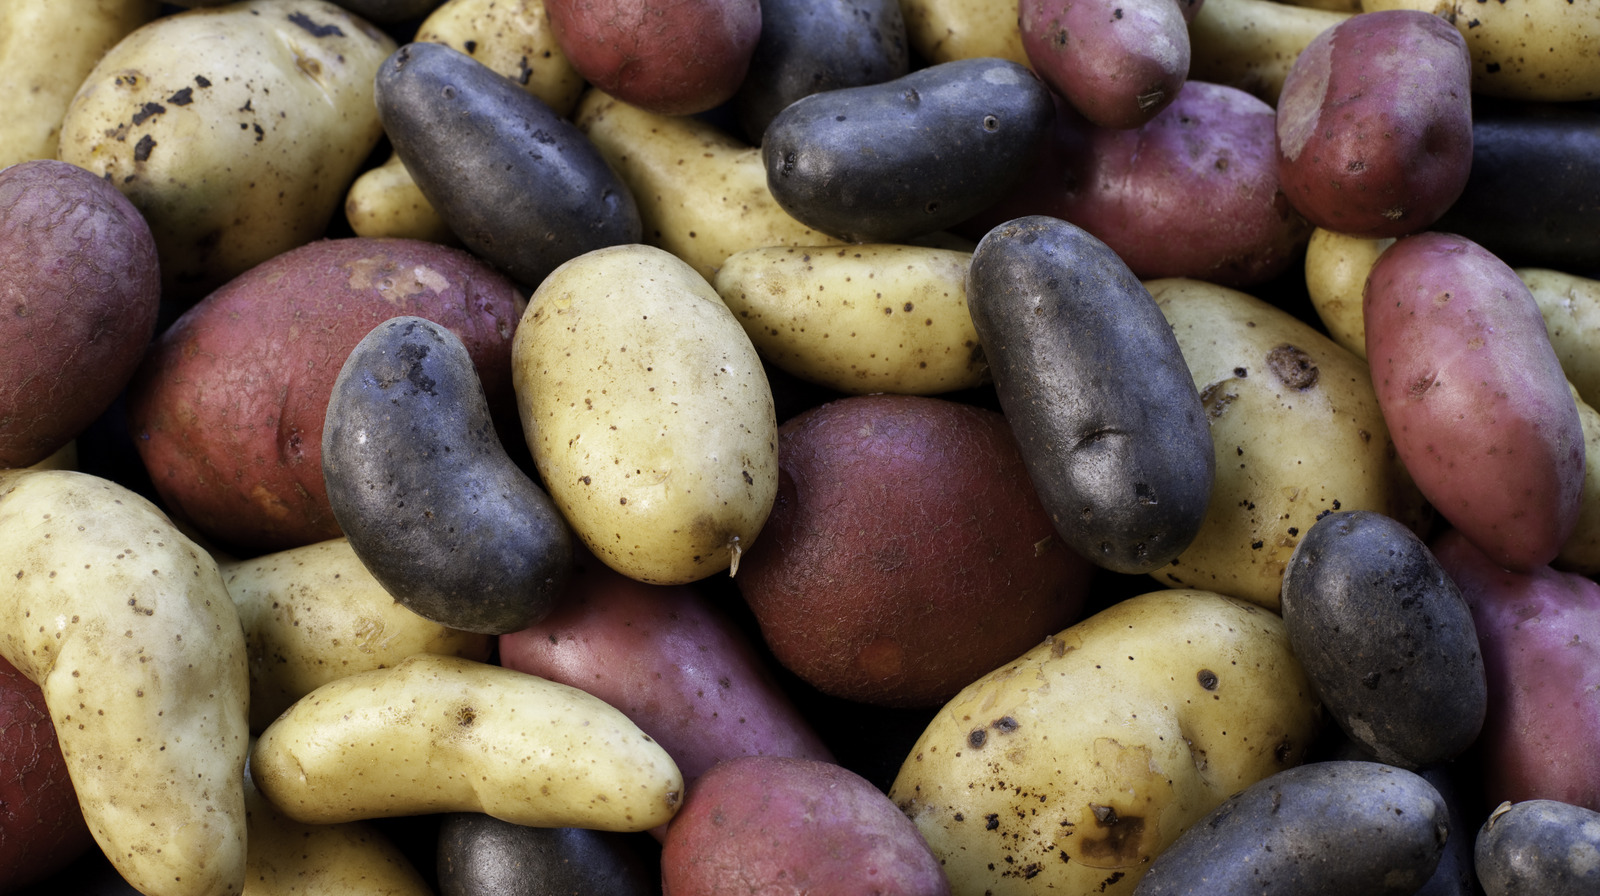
(1362, 0), (1600, 101)
(1556, 384), (1600, 576)
(1145, 277), (1428, 610)
(574, 89), (845, 281)
(889, 588), (1322, 896)
(0, 469), (248, 896)
(901, 0), (1029, 66)
(1188, 0), (1352, 104)
(1303, 228), (1393, 358)
(344, 151), (461, 244)
(0, 0), (160, 168)
(58, 0), (395, 299)
(1522, 268), (1600, 411)
(220, 537), (494, 733)
(251, 654), (684, 830)
(713, 244), (986, 395)
(513, 244), (778, 584)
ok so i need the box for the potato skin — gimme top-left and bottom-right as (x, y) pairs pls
(1018, 0), (1195, 129)
(966, 217), (1214, 574)
(0, 160), (159, 470)
(1275, 9), (1473, 238)
(1474, 800), (1600, 895)
(437, 815), (659, 896)
(0, 656), (94, 892)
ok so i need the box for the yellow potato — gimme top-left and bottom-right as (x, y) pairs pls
(1556, 384), (1600, 576)
(1188, 0), (1352, 104)
(901, 0), (1029, 66)
(220, 537), (494, 733)
(1522, 268), (1600, 411)
(250, 654), (683, 830)
(1303, 227), (1393, 358)
(0, 469), (248, 896)
(343, 151), (460, 244)
(889, 588), (1322, 896)
(713, 244), (986, 395)
(1145, 277), (1428, 610)
(512, 243), (778, 585)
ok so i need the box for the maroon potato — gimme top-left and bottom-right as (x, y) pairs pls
(127, 237), (525, 554)
(735, 393), (1095, 708)
(1019, 0), (1198, 129)
(545, 0), (762, 115)
(1276, 9), (1473, 238)
(0, 160), (159, 469)
(661, 755), (950, 896)
(0, 656), (95, 891)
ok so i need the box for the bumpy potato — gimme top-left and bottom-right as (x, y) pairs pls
(1303, 228), (1393, 358)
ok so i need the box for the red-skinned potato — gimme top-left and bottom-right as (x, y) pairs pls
(545, 0), (761, 116)
(1018, 0), (1199, 129)
(0, 160), (159, 469)
(0, 656), (94, 891)
(127, 237), (525, 554)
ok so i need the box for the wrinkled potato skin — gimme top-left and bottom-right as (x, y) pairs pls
(1474, 799), (1600, 894)
(889, 589), (1322, 896)
(900, 0), (1028, 65)
(1188, 0), (1353, 105)
(0, 657), (94, 892)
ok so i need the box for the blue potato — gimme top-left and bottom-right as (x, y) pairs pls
(1474, 799), (1600, 896)
(436, 814), (658, 896)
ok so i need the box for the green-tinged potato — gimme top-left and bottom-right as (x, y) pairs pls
(1556, 387), (1600, 575)
(1019, 0), (1196, 129)
(1275, 10), (1473, 238)
(324, 317), (573, 635)
(1304, 228), (1393, 358)
(967, 219), (1214, 574)
(511, 244), (778, 585)
(1187, 0), (1353, 105)
(1475, 800), (1600, 895)
(574, 89), (846, 281)
(890, 589), (1323, 896)
(1147, 276), (1427, 609)
(250, 654), (683, 830)
(762, 58), (1053, 243)
(0, 656), (94, 892)
(900, 0), (1028, 65)
(219, 537), (494, 733)
(437, 815), (660, 896)
(1279, 511), (1486, 768)
(0, 0), (160, 167)
(0, 159), (160, 469)
(0, 469), (249, 896)
(1133, 761), (1449, 896)
(713, 244), (985, 395)
(57, 0), (395, 302)
(664, 756), (950, 896)
(1365, 233), (1585, 571)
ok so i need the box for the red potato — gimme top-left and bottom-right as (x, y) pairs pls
(1431, 527), (1600, 812)
(0, 656), (94, 891)
(1275, 9), (1473, 238)
(1018, 0), (1199, 129)
(545, 0), (761, 116)
(1364, 232), (1585, 571)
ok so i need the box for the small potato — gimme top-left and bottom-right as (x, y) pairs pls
(1188, 0), (1354, 105)
(1303, 228), (1393, 358)
(1475, 800), (1600, 895)
(1019, 0), (1195, 129)
(713, 244), (985, 395)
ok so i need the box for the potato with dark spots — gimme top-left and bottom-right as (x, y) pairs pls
(1474, 800), (1600, 895)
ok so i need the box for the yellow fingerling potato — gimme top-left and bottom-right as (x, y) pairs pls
(250, 654), (684, 831)
(1188, 0), (1353, 104)
(900, 0), (1029, 66)
(1556, 384), (1600, 576)
(713, 244), (986, 395)
(1304, 227), (1394, 358)
(513, 244), (778, 585)
(0, 469), (249, 896)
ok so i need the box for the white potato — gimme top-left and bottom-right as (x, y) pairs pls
(1188, 0), (1352, 104)
(251, 654), (684, 830)
(900, 0), (1029, 66)
(512, 244), (778, 585)
(714, 244), (986, 395)
(0, 469), (248, 896)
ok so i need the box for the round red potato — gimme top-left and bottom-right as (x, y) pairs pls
(735, 393), (1094, 708)
(0, 160), (159, 469)
(546, 0), (762, 116)
(661, 755), (950, 896)
(1019, 0), (1198, 129)
(0, 656), (95, 891)
(127, 237), (525, 553)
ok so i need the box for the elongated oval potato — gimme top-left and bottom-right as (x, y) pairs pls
(889, 588), (1322, 896)
(512, 244), (778, 585)
(0, 469), (248, 896)
(1187, 0), (1352, 105)
(250, 654), (683, 830)
(713, 244), (985, 395)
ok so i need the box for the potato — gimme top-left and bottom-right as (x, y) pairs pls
(545, 0), (761, 115)
(1275, 10), (1473, 238)
(437, 815), (659, 896)
(1474, 800), (1600, 895)
(0, 469), (249, 896)
(1526, 269), (1600, 411)
(343, 152), (461, 245)
(250, 654), (683, 830)
(889, 588), (1323, 896)
(1018, 0), (1195, 129)
(57, 0), (396, 302)
(219, 537), (494, 733)
(1555, 387), (1600, 576)
(511, 243), (778, 585)
(1187, 0), (1353, 105)
(967, 219), (1215, 574)
(663, 756), (950, 896)
(712, 244), (985, 395)
(127, 237), (526, 554)
(0, 159), (159, 470)
(1365, 232), (1585, 571)
(1303, 228), (1393, 358)
(900, 0), (1028, 66)
(1134, 761), (1449, 895)
(0, 656), (94, 892)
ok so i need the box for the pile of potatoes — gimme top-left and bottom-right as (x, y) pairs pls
(2, 0), (1600, 894)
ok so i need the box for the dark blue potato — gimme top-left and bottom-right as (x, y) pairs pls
(322, 316), (573, 635)
(1474, 799), (1600, 896)
(965, 216), (1214, 573)
(1280, 510), (1487, 769)
(436, 814), (658, 896)
(761, 57), (1053, 242)
(732, 0), (909, 142)
(375, 42), (641, 288)
(1134, 761), (1450, 896)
